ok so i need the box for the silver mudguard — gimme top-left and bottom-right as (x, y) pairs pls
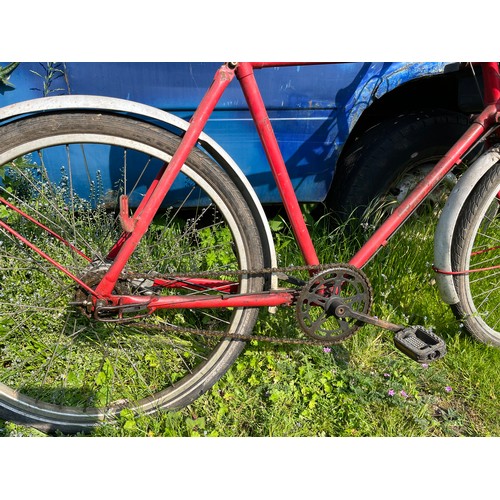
(0, 95), (278, 288)
(434, 146), (500, 304)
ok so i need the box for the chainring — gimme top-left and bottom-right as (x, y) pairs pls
(296, 264), (373, 343)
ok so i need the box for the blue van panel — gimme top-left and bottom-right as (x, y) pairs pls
(0, 62), (450, 204)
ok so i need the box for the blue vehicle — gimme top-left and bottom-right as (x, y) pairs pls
(0, 62), (481, 216)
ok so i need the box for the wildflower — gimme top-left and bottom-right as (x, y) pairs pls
(400, 390), (408, 398)
(323, 347), (331, 354)
(421, 363), (429, 369)
(445, 386), (452, 393)
(383, 373), (390, 378)
(388, 389), (395, 396)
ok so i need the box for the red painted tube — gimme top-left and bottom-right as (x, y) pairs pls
(106, 163), (169, 260)
(0, 196), (91, 262)
(152, 277), (239, 294)
(0, 218), (97, 296)
(350, 104), (499, 269)
(482, 62), (500, 105)
(130, 290), (296, 311)
(236, 62), (319, 267)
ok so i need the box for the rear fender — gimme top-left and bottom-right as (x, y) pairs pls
(0, 95), (278, 289)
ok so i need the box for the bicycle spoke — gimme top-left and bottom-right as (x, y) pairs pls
(0, 111), (263, 431)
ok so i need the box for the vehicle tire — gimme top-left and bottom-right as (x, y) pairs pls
(451, 160), (500, 346)
(0, 112), (265, 433)
(327, 110), (470, 221)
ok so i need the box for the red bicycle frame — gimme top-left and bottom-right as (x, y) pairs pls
(14, 62), (500, 314)
(95, 61), (325, 311)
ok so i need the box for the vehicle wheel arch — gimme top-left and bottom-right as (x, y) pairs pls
(325, 68), (476, 218)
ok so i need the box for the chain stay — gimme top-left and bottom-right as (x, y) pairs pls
(119, 262), (358, 346)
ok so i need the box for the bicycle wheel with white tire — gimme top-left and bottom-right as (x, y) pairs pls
(451, 160), (500, 346)
(0, 111), (264, 433)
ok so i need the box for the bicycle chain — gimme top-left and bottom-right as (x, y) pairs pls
(119, 262), (372, 346)
(129, 262), (338, 280)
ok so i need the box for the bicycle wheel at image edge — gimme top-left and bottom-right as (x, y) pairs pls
(0, 112), (264, 433)
(451, 160), (500, 346)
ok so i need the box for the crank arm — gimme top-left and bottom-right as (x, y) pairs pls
(329, 300), (403, 332)
(330, 300), (447, 362)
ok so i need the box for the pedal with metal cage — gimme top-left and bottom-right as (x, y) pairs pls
(327, 300), (446, 363)
(393, 326), (447, 363)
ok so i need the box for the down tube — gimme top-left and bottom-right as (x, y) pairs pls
(350, 108), (497, 269)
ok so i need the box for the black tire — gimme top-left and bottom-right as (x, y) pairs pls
(0, 112), (264, 433)
(328, 110), (470, 220)
(451, 160), (500, 346)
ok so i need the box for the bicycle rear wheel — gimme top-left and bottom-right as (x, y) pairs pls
(451, 160), (500, 346)
(0, 112), (264, 433)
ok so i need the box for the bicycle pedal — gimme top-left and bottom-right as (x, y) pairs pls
(393, 326), (446, 363)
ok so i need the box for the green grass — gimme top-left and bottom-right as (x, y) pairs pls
(1, 205), (500, 437)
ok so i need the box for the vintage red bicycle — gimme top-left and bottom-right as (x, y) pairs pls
(0, 62), (498, 432)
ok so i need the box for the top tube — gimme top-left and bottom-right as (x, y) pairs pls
(250, 62), (500, 105)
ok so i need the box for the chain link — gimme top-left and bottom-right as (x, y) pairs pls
(128, 262), (340, 280)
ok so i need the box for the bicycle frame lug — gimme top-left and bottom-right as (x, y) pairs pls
(93, 299), (109, 318)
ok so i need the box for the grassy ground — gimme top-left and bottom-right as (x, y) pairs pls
(1, 206), (499, 438)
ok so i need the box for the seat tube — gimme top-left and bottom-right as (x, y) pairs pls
(236, 62), (320, 267)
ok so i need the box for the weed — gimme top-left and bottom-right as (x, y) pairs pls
(1, 199), (499, 438)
